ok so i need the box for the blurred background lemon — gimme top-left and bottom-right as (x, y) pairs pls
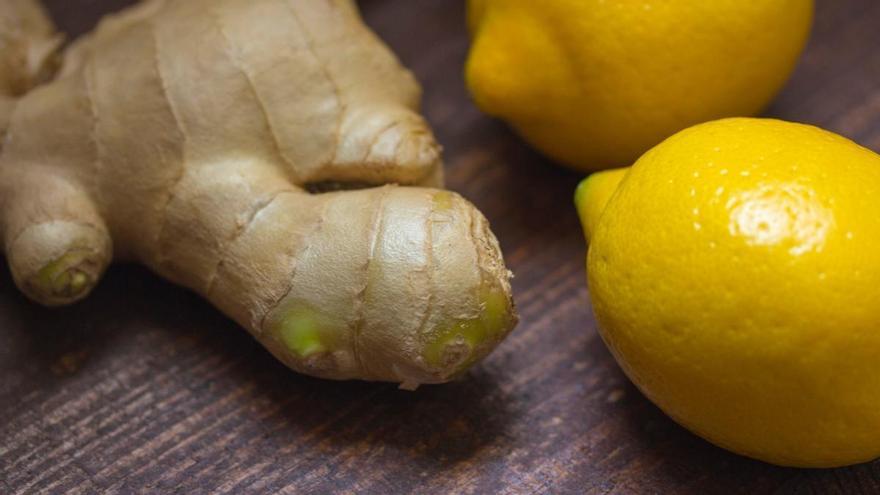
(466, 0), (814, 172)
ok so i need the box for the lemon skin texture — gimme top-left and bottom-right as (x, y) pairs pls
(582, 118), (880, 467)
(466, 0), (814, 171)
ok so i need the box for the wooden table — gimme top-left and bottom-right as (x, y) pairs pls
(2, 0), (880, 493)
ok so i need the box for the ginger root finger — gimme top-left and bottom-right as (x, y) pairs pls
(0, 0), (62, 140)
(0, 0), (61, 96)
(0, 169), (112, 306)
(206, 186), (514, 387)
(135, 156), (514, 387)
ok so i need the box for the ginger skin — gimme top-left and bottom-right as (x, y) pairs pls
(0, 0), (517, 388)
(0, 0), (61, 137)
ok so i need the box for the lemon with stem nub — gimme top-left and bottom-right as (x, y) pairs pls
(467, 0), (813, 171)
(577, 118), (880, 467)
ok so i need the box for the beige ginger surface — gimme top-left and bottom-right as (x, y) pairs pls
(0, 0), (517, 388)
(0, 0), (61, 137)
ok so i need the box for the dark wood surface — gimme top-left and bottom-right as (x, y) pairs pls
(2, 0), (880, 493)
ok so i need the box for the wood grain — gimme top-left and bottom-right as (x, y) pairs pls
(2, 0), (880, 493)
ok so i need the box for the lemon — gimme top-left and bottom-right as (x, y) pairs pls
(576, 118), (880, 468)
(466, 0), (814, 171)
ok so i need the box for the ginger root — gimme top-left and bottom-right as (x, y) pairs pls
(0, 0), (61, 138)
(0, 0), (517, 388)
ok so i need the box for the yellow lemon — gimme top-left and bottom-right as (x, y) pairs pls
(466, 0), (813, 171)
(576, 118), (880, 467)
